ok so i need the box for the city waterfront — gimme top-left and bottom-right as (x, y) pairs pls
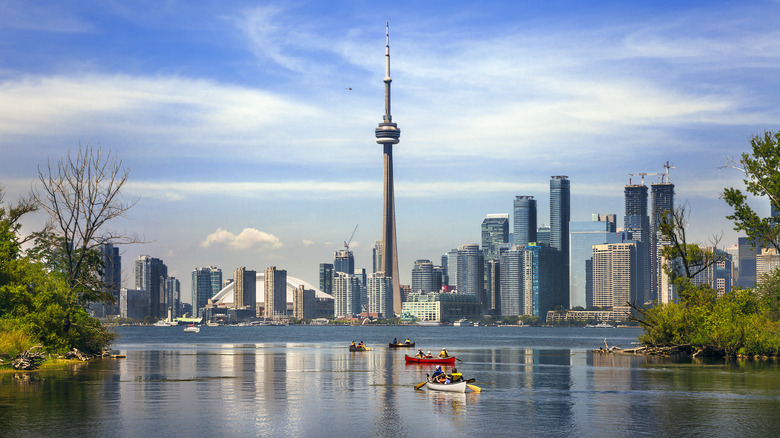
(2, 326), (780, 437)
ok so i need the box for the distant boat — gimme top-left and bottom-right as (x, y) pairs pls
(586, 322), (615, 328)
(153, 320), (173, 327)
(183, 325), (200, 333)
(417, 321), (442, 327)
(453, 319), (472, 327)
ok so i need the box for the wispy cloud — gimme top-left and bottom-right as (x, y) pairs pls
(200, 228), (282, 250)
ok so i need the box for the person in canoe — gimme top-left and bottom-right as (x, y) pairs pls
(432, 365), (444, 379)
(416, 348), (425, 358)
(393, 337), (398, 345)
(449, 368), (462, 382)
(405, 338), (411, 345)
(350, 341), (356, 348)
(438, 348), (450, 358)
(426, 351), (433, 358)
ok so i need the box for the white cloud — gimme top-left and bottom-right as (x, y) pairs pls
(200, 228), (282, 250)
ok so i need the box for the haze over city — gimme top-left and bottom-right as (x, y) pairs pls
(2, 1), (779, 303)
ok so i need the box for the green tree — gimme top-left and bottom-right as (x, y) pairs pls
(723, 130), (780, 251)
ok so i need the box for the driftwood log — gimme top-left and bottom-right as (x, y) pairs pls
(11, 345), (45, 370)
(593, 339), (695, 357)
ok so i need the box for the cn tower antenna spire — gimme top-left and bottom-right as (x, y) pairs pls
(384, 21), (392, 123)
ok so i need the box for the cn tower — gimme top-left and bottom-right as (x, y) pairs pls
(375, 22), (402, 315)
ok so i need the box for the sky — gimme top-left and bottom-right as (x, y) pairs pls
(2, 0), (780, 303)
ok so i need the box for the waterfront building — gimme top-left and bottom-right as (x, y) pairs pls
(411, 259), (434, 293)
(457, 244), (486, 313)
(264, 266), (288, 319)
(293, 285), (316, 320)
(401, 292), (481, 323)
(375, 23), (403, 314)
(651, 181), (675, 302)
(191, 266), (221, 318)
(499, 245), (524, 317)
(569, 215), (621, 309)
(165, 277), (180, 319)
(482, 214), (509, 261)
(367, 271), (392, 317)
(334, 249), (355, 275)
(624, 183), (651, 304)
(120, 288), (148, 320)
(546, 309), (629, 323)
(592, 243), (636, 317)
(333, 272), (361, 317)
(550, 175), (571, 307)
(373, 240), (383, 273)
(96, 243), (121, 317)
(513, 196), (537, 247)
(486, 259), (501, 315)
(233, 267), (257, 311)
(136, 255), (168, 320)
(319, 263), (334, 296)
(524, 243), (558, 319)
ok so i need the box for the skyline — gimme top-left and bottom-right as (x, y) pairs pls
(2, 1), (780, 303)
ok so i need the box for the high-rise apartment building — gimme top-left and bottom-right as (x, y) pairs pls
(367, 271), (392, 317)
(651, 182), (675, 302)
(233, 267), (256, 310)
(373, 240), (383, 273)
(486, 259), (501, 315)
(550, 175), (571, 307)
(482, 214), (509, 261)
(624, 183), (650, 304)
(293, 285), (316, 320)
(165, 277), (180, 319)
(456, 244), (485, 313)
(446, 248), (459, 289)
(569, 215), (622, 309)
(97, 243), (121, 317)
(319, 263), (334, 296)
(411, 259), (434, 293)
(136, 255), (168, 320)
(536, 226), (551, 246)
(334, 249), (355, 275)
(264, 266), (287, 319)
(191, 266), (221, 318)
(513, 196), (537, 247)
(333, 272), (361, 317)
(737, 237), (759, 289)
(499, 245), (524, 316)
(523, 243), (557, 318)
(592, 243), (637, 316)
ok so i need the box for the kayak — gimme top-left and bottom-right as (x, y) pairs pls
(389, 342), (415, 348)
(349, 345), (369, 352)
(404, 355), (456, 365)
(426, 380), (467, 393)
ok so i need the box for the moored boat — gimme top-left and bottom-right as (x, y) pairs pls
(388, 342), (415, 348)
(425, 379), (467, 393)
(404, 355), (456, 365)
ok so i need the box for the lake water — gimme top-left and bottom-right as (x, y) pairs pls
(2, 326), (780, 437)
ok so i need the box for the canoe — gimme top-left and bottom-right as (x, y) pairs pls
(426, 380), (467, 393)
(349, 346), (369, 352)
(404, 355), (456, 365)
(388, 342), (415, 348)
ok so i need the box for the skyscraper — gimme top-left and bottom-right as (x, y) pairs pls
(334, 249), (354, 275)
(136, 255), (168, 320)
(569, 215), (622, 309)
(234, 267), (256, 310)
(191, 266), (220, 318)
(97, 242), (121, 317)
(411, 259), (434, 293)
(624, 183), (650, 304)
(165, 276), (180, 319)
(500, 246), (524, 316)
(264, 266), (287, 319)
(592, 243), (637, 316)
(457, 244), (486, 313)
(523, 243), (556, 318)
(333, 272), (361, 317)
(375, 23), (402, 315)
(319, 263), (334, 296)
(482, 214), (509, 261)
(651, 181), (674, 302)
(550, 176), (571, 307)
(372, 240), (383, 273)
(367, 271), (392, 317)
(486, 259), (501, 315)
(513, 196), (537, 247)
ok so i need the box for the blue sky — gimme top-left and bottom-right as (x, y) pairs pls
(2, 1), (779, 303)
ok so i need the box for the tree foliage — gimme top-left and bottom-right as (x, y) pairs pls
(723, 130), (780, 251)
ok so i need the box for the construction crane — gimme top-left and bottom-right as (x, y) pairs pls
(344, 224), (358, 252)
(663, 161), (677, 183)
(628, 172), (661, 185)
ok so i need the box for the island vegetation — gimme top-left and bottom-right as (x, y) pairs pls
(628, 131), (780, 358)
(0, 146), (135, 369)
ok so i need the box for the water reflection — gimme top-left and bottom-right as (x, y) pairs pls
(4, 330), (780, 436)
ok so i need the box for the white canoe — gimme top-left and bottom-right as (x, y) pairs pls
(426, 380), (467, 393)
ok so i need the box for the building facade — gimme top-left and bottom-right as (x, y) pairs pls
(136, 255), (168, 320)
(651, 182), (675, 302)
(191, 266), (221, 318)
(319, 263), (334, 296)
(592, 243), (636, 316)
(233, 267), (257, 310)
(624, 184), (651, 304)
(367, 271), (393, 317)
(401, 292), (481, 323)
(333, 272), (361, 317)
(456, 244), (486, 313)
(500, 245), (524, 316)
(293, 285), (316, 320)
(411, 259), (434, 293)
(264, 266), (288, 319)
(550, 175), (571, 307)
(513, 196), (537, 247)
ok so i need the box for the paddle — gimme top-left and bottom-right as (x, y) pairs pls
(449, 356), (464, 363)
(467, 384), (481, 393)
(415, 373), (430, 390)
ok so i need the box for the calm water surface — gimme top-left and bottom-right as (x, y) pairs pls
(2, 326), (780, 437)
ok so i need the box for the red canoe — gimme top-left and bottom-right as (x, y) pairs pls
(404, 354), (456, 365)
